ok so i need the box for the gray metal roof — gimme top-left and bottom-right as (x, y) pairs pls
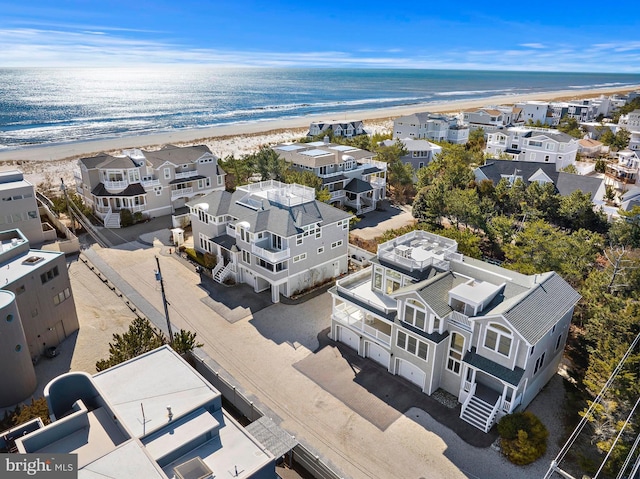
(90, 182), (146, 197)
(79, 153), (137, 170)
(188, 186), (351, 238)
(489, 273), (581, 344)
(142, 144), (213, 168)
(476, 160), (559, 187)
(344, 178), (373, 194)
(556, 172), (604, 200)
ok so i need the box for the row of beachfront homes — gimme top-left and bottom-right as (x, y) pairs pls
(75, 142), (387, 228)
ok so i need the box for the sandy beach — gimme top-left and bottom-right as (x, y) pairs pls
(1, 84), (639, 187)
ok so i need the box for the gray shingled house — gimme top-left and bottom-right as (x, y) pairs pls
(330, 230), (580, 432)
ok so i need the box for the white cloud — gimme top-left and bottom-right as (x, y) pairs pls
(519, 43), (545, 49)
(1, 27), (639, 73)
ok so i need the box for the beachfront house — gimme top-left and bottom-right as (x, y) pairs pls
(271, 141), (387, 215)
(6, 345), (276, 478)
(393, 112), (468, 144)
(75, 145), (225, 228)
(380, 138), (443, 170)
(485, 126), (579, 171)
(578, 138), (607, 158)
(188, 180), (352, 303)
(329, 230), (580, 432)
(308, 120), (367, 138)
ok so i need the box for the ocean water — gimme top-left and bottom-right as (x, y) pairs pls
(1, 67), (639, 148)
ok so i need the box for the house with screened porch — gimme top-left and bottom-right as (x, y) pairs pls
(329, 230), (580, 432)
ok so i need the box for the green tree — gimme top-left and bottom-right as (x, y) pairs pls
(387, 158), (415, 203)
(221, 154), (254, 190)
(436, 227), (482, 258)
(601, 129), (630, 151)
(557, 116), (584, 138)
(95, 317), (202, 371)
(252, 146), (289, 181)
(610, 206), (640, 247)
(498, 412), (549, 465)
(557, 190), (608, 233)
(412, 182), (446, 226)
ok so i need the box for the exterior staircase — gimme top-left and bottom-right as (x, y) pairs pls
(214, 262), (234, 283)
(460, 394), (501, 433)
(103, 209), (121, 228)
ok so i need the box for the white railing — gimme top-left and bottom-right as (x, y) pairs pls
(330, 190), (346, 200)
(103, 180), (128, 190)
(251, 243), (290, 263)
(463, 380), (473, 393)
(174, 170), (200, 180)
(129, 204), (145, 213)
(369, 177), (386, 188)
(358, 157), (388, 171)
(226, 225), (236, 237)
(486, 395), (503, 433)
(333, 306), (364, 326)
(141, 178), (161, 188)
(74, 171), (83, 181)
(362, 323), (391, 345)
(103, 207), (113, 224)
(172, 187), (193, 198)
(460, 383), (477, 417)
(449, 311), (472, 330)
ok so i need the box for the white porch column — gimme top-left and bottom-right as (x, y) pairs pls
(271, 283), (280, 303)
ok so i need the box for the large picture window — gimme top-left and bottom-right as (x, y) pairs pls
(484, 323), (512, 357)
(396, 330), (428, 361)
(404, 299), (426, 331)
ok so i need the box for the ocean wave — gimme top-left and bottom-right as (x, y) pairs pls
(434, 88), (518, 97)
(567, 82), (632, 89)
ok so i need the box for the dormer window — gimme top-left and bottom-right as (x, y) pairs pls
(484, 323), (513, 357)
(404, 299), (426, 330)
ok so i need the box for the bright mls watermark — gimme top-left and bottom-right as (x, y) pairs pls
(1, 454), (77, 478)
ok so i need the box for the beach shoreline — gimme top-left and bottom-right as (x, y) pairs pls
(1, 84), (639, 186)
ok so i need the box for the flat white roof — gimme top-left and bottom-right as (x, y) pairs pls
(301, 149), (332, 157)
(275, 144), (305, 152)
(328, 145), (355, 152)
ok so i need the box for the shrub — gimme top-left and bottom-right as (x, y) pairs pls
(119, 208), (133, 227)
(133, 211), (144, 223)
(497, 411), (549, 465)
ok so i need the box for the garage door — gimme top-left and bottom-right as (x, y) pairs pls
(396, 358), (426, 389)
(365, 341), (390, 368)
(337, 326), (359, 352)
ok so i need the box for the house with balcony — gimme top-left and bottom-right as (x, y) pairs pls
(329, 230), (580, 432)
(393, 112), (469, 144)
(485, 126), (579, 171)
(308, 120), (366, 138)
(188, 181), (352, 303)
(272, 141), (386, 215)
(604, 150), (640, 191)
(461, 108), (512, 133)
(76, 145), (225, 228)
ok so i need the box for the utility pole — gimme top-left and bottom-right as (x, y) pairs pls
(60, 178), (76, 235)
(155, 256), (174, 343)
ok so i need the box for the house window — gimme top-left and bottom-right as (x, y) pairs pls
(396, 330), (428, 361)
(164, 168), (171, 179)
(418, 162), (425, 168)
(385, 269), (401, 294)
(40, 266), (60, 284)
(555, 334), (563, 351)
(404, 299), (427, 331)
(331, 240), (343, 249)
(242, 250), (251, 264)
(317, 246), (324, 254)
(296, 234), (303, 246)
(534, 352), (546, 374)
(544, 155), (550, 162)
(447, 332), (464, 374)
(53, 288), (71, 306)
(217, 176), (223, 185)
(484, 323), (512, 356)
(373, 267), (383, 291)
(198, 178), (211, 189)
(154, 186), (162, 196)
(293, 253), (307, 263)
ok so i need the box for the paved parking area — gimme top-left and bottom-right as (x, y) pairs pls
(54, 235), (566, 479)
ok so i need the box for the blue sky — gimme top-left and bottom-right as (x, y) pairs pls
(1, 0), (639, 72)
